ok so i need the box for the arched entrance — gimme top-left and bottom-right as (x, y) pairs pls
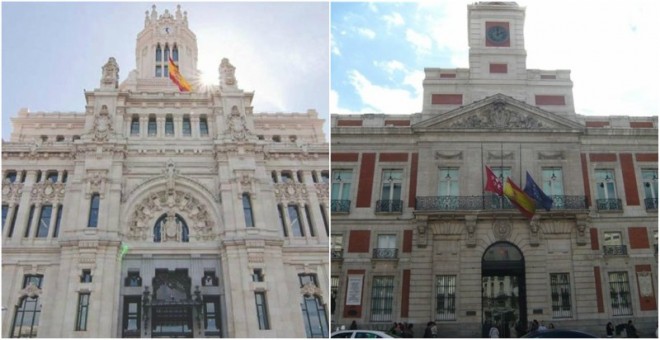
(481, 242), (527, 338)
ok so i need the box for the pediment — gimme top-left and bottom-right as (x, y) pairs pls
(413, 94), (584, 131)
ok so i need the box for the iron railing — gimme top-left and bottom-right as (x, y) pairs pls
(596, 198), (623, 211)
(375, 200), (403, 213)
(372, 248), (398, 259)
(644, 197), (658, 211)
(415, 195), (587, 211)
(603, 245), (628, 256)
(330, 199), (351, 213)
(331, 248), (343, 259)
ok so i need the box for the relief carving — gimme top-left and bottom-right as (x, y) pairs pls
(30, 182), (66, 204)
(450, 100), (544, 129)
(301, 282), (323, 298)
(434, 151), (463, 160)
(492, 220), (512, 241)
(85, 170), (107, 198)
(274, 183), (309, 204)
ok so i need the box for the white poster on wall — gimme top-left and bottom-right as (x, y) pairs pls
(345, 274), (364, 305)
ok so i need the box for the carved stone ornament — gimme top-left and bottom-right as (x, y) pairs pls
(85, 170), (107, 198)
(492, 220), (512, 241)
(101, 57), (119, 88)
(2, 182), (24, 203)
(487, 151), (514, 161)
(575, 215), (589, 246)
(416, 220), (428, 248)
(128, 190), (215, 241)
(274, 183), (309, 204)
(19, 283), (42, 299)
(219, 58), (237, 86)
(465, 215), (478, 247)
(226, 110), (249, 141)
(30, 182), (65, 204)
(435, 151), (463, 160)
(93, 109), (113, 142)
(231, 172), (257, 198)
(300, 282), (324, 298)
(162, 159), (179, 192)
(315, 183), (329, 204)
(450, 100), (544, 129)
(529, 216), (540, 246)
(538, 151), (565, 160)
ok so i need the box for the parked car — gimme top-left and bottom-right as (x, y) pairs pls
(331, 330), (397, 338)
(521, 329), (598, 338)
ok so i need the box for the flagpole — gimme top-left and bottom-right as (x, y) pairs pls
(519, 144), (522, 184)
(481, 143), (484, 195)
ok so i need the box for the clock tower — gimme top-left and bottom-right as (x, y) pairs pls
(467, 2), (527, 79)
(129, 4), (198, 90)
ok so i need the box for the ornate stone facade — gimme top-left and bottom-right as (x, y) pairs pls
(2, 5), (328, 338)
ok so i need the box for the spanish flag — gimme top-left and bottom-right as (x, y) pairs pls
(168, 57), (192, 92)
(503, 177), (536, 219)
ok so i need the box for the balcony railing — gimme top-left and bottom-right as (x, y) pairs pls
(644, 197), (658, 211)
(376, 199), (403, 213)
(596, 198), (623, 211)
(331, 248), (343, 259)
(373, 248), (398, 259)
(603, 245), (628, 256)
(415, 195), (587, 211)
(331, 199), (351, 213)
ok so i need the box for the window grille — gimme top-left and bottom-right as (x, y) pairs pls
(370, 276), (394, 322)
(436, 275), (456, 320)
(550, 273), (572, 318)
(608, 272), (632, 316)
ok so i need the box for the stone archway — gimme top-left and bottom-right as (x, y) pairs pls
(481, 241), (527, 338)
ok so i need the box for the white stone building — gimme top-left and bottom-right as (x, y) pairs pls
(330, 2), (657, 337)
(2, 5), (329, 338)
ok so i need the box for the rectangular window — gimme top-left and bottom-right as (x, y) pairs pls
(252, 269), (264, 282)
(299, 273), (318, 287)
(203, 296), (221, 336)
(125, 271), (142, 287)
(255, 292), (270, 330)
(436, 275), (456, 320)
(331, 276), (339, 315)
(281, 171), (294, 183)
(155, 65), (162, 77)
(242, 193), (255, 227)
(165, 116), (174, 136)
(320, 170), (329, 184)
(5, 171), (17, 183)
(608, 272), (632, 316)
(331, 234), (343, 258)
(80, 269), (92, 283)
(122, 296), (141, 337)
(182, 116), (191, 136)
(550, 273), (572, 318)
(370, 276), (394, 322)
(164, 65), (169, 78)
(379, 169), (403, 212)
(53, 205), (63, 238)
(130, 117), (140, 136)
(595, 169), (617, 199)
(148, 117), (157, 136)
(375, 234), (397, 259)
(642, 169), (658, 210)
(36, 205), (52, 238)
(200, 117), (209, 136)
(331, 170), (353, 200)
(304, 205), (315, 237)
(603, 231), (627, 255)
(288, 204), (304, 237)
(25, 205), (35, 238)
(75, 293), (90, 331)
(542, 168), (564, 208)
(319, 204), (329, 236)
(437, 168), (459, 196)
(277, 204), (288, 237)
(7, 205), (19, 238)
(2, 204), (8, 231)
(88, 194), (100, 228)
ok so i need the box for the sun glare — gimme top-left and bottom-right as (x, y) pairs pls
(200, 70), (217, 86)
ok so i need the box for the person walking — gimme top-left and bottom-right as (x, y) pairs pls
(626, 320), (638, 338)
(349, 320), (358, 330)
(423, 322), (434, 338)
(489, 325), (500, 338)
(606, 322), (614, 337)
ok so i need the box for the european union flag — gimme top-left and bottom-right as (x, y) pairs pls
(523, 172), (554, 211)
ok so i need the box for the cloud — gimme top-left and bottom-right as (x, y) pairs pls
(330, 89), (356, 114)
(347, 70), (421, 114)
(331, 34), (341, 56)
(373, 60), (406, 74)
(357, 27), (376, 39)
(382, 12), (405, 27)
(405, 28), (432, 54)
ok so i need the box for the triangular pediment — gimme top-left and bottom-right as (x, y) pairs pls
(413, 94), (584, 131)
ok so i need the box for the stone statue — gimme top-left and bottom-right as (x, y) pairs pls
(101, 57), (119, 88)
(219, 58), (237, 86)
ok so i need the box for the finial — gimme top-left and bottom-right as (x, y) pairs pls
(183, 11), (188, 26)
(176, 4), (182, 20)
(151, 4), (157, 20)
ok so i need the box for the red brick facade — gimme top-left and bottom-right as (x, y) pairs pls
(628, 227), (650, 249)
(348, 230), (371, 253)
(619, 153), (640, 206)
(594, 267), (604, 313)
(332, 153), (359, 162)
(356, 153), (376, 208)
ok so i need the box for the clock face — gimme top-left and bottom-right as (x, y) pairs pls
(486, 25), (509, 43)
(161, 26), (171, 35)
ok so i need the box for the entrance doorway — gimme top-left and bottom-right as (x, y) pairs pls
(481, 242), (527, 338)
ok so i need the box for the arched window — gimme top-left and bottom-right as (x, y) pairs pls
(242, 193), (255, 227)
(156, 44), (162, 62)
(153, 213), (189, 242)
(10, 275), (43, 337)
(88, 193), (100, 228)
(164, 44), (170, 62)
(172, 44), (179, 61)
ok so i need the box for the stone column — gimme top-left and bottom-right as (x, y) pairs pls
(26, 203), (42, 238)
(191, 116), (200, 138)
(157, 117), (165, 138)
(174, 116), (183, 138)
(140, 116), (148, 138)
(48, 204), (60, 238)
(2, 203), (17, 239)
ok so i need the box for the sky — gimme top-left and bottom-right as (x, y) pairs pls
(331, 0), (660, 117)
(1, 2), (329, 140)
